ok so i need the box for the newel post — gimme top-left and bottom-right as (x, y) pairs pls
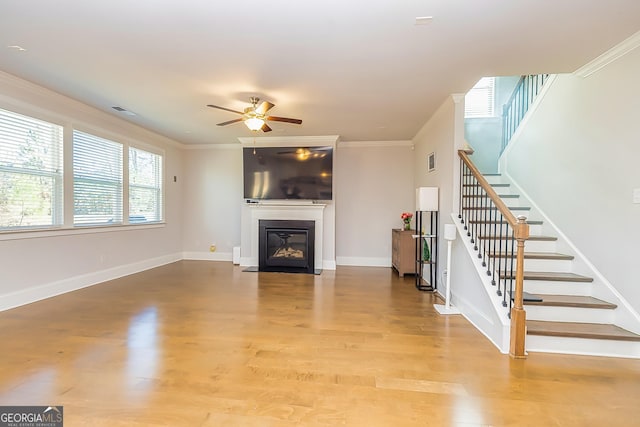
(509, 215), (529, 358)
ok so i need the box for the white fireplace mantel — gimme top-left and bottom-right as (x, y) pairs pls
(240, 202), (326, 269)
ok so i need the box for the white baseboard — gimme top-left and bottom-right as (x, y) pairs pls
(0, 253), (182, 312)
(182, 251), (233, 262)
(335, 256), (390, 267)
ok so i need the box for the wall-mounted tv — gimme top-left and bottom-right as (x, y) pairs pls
(243, 146), (333, 200)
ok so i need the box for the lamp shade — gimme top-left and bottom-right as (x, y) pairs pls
(416, 187), (439, 211)
(444, 224), (457, 241)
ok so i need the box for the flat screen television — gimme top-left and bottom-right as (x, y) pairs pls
(243, 146), (333, 200)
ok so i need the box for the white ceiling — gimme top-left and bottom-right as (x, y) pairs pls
(0, 1), (639, 145)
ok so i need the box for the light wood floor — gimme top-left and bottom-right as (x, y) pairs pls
(1, 261), (640, 426)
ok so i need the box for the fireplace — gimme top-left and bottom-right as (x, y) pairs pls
(259, 219), (315, 274)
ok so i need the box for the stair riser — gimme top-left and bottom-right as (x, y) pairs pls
(463, 223), (542, 235)
(482, 175), (504, 185)
(526, 335), (640, 359)
(522, 240), (557, 252)
(487, 260), (572, 275)
(524, 281), (594, 296)
(521, 259), (573, 272)
(525, 306), (614, 324)
(474, 239), (558, 253)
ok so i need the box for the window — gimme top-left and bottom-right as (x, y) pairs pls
(129, 147), (163, 223)
(73, 130), (123, 225)
(0, 108), (63, 230)
(465, 77), (495, 118)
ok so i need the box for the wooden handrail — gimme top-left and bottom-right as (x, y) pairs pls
(458, 150), (529, 358)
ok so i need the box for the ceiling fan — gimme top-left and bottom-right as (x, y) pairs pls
(207, 97), (302, 132)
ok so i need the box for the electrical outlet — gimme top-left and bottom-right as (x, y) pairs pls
(634, 188), (640, 204)
(209, 244), (216, 252)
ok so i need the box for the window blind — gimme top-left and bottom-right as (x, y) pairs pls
(129, 147), (163, 223)
(73, 130), (123, 225)
(0, 108), (63, 229)
(465, 77), (495, 118)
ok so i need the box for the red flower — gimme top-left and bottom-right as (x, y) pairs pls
(401, 212), (413, 221)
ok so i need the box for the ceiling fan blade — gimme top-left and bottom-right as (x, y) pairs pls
(216, 118), (244, 126)
(261, 123), (272, 132)
(207, 104), (244, 115)
(255, 101), (275, 115)
(266, 116), (303, 125)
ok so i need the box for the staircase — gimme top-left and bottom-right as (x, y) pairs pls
(479, 173), (640, 357)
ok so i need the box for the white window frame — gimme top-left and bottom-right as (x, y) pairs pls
(0, 107), (64, 231)
(465, 77), (496, 118)
(129, 145), (164, 223)
(72, 130), (124, 226)
(0, 101), (166, 240)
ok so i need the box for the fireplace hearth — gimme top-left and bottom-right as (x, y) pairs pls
(259, 219), (315, 274)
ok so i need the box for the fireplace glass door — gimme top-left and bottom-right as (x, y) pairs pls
(259, 220), (315, 273)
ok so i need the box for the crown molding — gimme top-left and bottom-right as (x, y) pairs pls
(237, 135), (339, 147)
(574, 30), (640, 78)
(451, 93), (465, 103)
(182, 143), (239, 150)
(338, 140), (413, 148)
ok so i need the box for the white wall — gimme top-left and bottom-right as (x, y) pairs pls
(181, 146), (243, 260)
(184, 141), (337, 268)
(412, 95), (467, 280)
(412, 94), (508, 348)
(335, 142), (414, 266)
(0, 72), (184, 310)
(502, 47), (640, 313)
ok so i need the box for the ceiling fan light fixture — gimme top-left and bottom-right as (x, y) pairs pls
(245, 117), (265, 131)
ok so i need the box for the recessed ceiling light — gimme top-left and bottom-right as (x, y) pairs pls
(415, 16), (433, 25)
(7, 45), (27, 52)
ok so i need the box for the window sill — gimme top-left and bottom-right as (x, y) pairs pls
(0, 222), (166, 241)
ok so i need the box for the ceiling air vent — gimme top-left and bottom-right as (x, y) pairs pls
(111, 106), (136, 116)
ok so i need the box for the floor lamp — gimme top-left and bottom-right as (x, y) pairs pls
(434, 223), (460, 315)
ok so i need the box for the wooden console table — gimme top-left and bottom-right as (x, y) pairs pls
(392, 228), (416, 277)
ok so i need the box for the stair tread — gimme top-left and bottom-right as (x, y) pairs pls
(524, 294), (617, 309)
(478, 234), (557, 241)
(489, 251), (574, 260)
(499, 271), (594, 282)
(527, 320), (640, 341)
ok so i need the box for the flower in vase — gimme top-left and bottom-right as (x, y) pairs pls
(401, 212), (413, 230)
